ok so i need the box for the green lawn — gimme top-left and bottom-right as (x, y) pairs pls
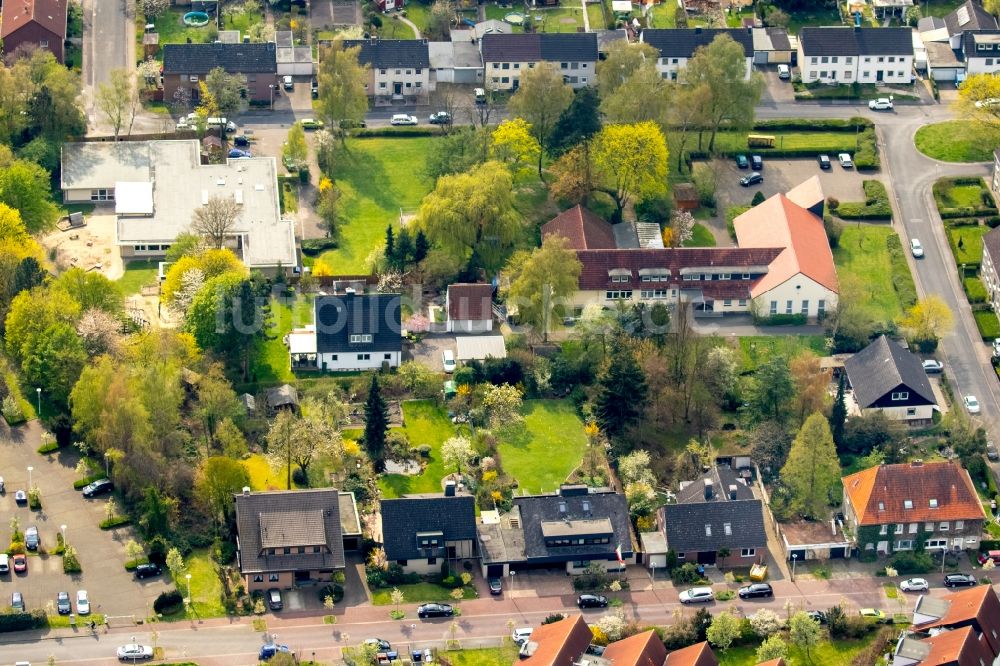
(243, 453), (292, 491)
(646, 3), (677, 27)
(940, 185), (988, 209)
(318, 137), (436, 273)
(786, 7), (842, 34)
(530, 6), (586, 33)
(834, 225), (911, 322)
(947, 225), (989, 267)
(498, 399), (588, 495)
(684, 223), (717, 248)
(710, 131), (862, 154)
(915, 121), (1000, 162)
(975, 309), (1000, 340)
(403, 2), (431, 31)
(919, 0), (967, 18)
(379, 400), (458, 498)
(718, 631), (878, 666)
(222, 8), (264, 34)
(175, 549), (226, 619)
(249, 294), (315, 383)
(586, 2), (608, 30)
(383, 15), (418, 39)
(116, 260), (158, 296)
(736, 336), (829, 373)
(147, 8), (216, 45)
(371, 582), (477, 605)
(443, 646), (520, 666)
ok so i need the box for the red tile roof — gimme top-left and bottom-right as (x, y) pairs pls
(602, 630), (667, 666)
(664, 642), (718, 666)
(447, 283), (493, 321)
(541, 205), (617, 250)
(755, 660), (787, 666)
(734, 193), (839, 295)
(521, 615), (593, 666)
(1, 0), (67, 39)
(843, 462), (986, 525)
(914, 586), (1000, 656)
(919, 625), (995, 665)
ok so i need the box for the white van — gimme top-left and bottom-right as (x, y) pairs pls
(474, 87), (486, 103)
(777, 64), (790, 80)
(0, 553), (9, 574)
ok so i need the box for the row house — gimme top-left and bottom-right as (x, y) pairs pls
(797, 26), (914, 85)
(479, 33), (598, 91)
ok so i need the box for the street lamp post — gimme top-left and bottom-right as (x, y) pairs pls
(35, 388), (40, 417)
(791, 553), (798, 582)
(650, 562), (656, 582)
(60, 524), (67, 544)
(269, 85), (276, 110)
(27, 466), (33, 489)
(185, 573), (192, 604)
(104, 452), (110, 477)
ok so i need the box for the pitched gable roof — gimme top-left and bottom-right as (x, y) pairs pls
(734, 192), (839, 295)
(514, 487), (632, 562)
(1, 0), (67, 39)
(964, 30), (1000, 60)
(676, 466), (755, 504)
(314, 293), (402, 355)
(542, 206), (618, 250)
(379, 494), (477, 561)
(602, 630), (667, 666)
(342, 38), (430, 69)
(945, 0), (998, 35)
(447, 283), (493, 321)
(843, 335), (935, 408)
(665, 642), (719, 666)
(843, 462), (986, 526)
(480, 32), (598, 63)
(919, 625), (995, 665)
(663, 499), (767, 553)
(521, 615), (593, 666)
(162, 42), (278, 74)
(799, 27), (914, 56)
(641, 28), (754, 58)
(913, 585), (1000, 656)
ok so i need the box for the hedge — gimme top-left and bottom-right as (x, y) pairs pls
(753, 313), (808, 326)
(99, 516), (131, 530)
(965, 277), (988, 304)
(933, 177), (998, 218)
(854, 128), (880, 170)
(301, 237), (338, 256)
(153, 590), (184, 615)
(887, 234), (918, 309)
(752, 117), (873, 131)
(835, 179), (892, 220)
(0, 609), (45, 632)
(975, 310), (1000, 340)
(351, 127), (436, 138)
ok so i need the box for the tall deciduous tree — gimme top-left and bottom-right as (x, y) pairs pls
(364, 374), (389, 471)
(191, 195), (241, 248)
(829, 374), (847, 449)
(550, 144), (595, 207)
(601, 65), (670, 126)
(425, 0), (455, 40)
(195, 456), (250, 527)
(205, 67), (247, 118)
(592, 122), (668, 222)
(594, 346), (648, 443)
(481, 383), (524, 430)
(955, 72), (1000, 126)
(790, 352), (830, 427)
(667, 82), (711, 171)
(490, 118), (540, 178)
(507, 63), (573, 177)
(284, 121), (308, 169)
(780, 413), (841, 519)
(441, 436), (474, 475)
(317, 40), (369, 144)
(706, 611), (741, 651)
(899, 296), (954, 348)
(96, 69), (141, 140)
(749, 356), (794, 423)
(0, 159), (60, 233)
(596, 40), (661, 98)
(502, 234), (582, 341)
(788, 611), (823, 662)
(683, 34), (765, 151)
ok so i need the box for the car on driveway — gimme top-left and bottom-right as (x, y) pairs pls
(818, 154), (831, 170)
(922, 359), (943, 373)
(944, 573), (977, 587)
(577, 594), (608, 609)
(134, 563), (161, 579)
(0, 554), (8, 574)
(512, 628), (533, 645)
(838, 153), (853, 168)
(300, 118), (324, 130)
(56, 591), (71, 614)
(868, 98), (893, 111)
(900, 578), (929, 592)
(25, 526), (38, 550)
(311, 79), (318, 98)
(429, 111), (452, 125)
(233, 135), (250, 147)
(391, 114), (418, 126)
(988, 443), (1000, 461)
(859, 608), (887, 622)
(679, 587), (714, 604)
(910, 238), (924, 258)
(282, 75), (294, 91)
(116, 644), (153, 661)
(740, 172), (763, 187)
(964, 395), (981, 414)
(778, 64), (790, 79)
(267, 588), (282, 611)
(76, 590), (90, 615)
(12, 554), (26, 573)
(12, 592), (24, 612)
(738, 583), (773, 599)
(259, 644), (292, 661)
(14, 489), (27, 505)
(417, 603), (454, 618)
(735, 154), (749, 169)
(82, 479), (113, 498)
(488, 577), (502, 595)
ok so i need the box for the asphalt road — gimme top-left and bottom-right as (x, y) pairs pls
(81, 0), (132, 133)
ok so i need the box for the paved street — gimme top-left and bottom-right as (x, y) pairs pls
(81, 0), (132, 134)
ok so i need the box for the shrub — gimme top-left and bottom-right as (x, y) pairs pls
(827, 605), (849, 639)
(153, 590), (184, 615)
(300, 237), (338, 256)
(751, 191), (766, 206)
(37, 440), (60, 454)
(670, 563), (706, 585)
(753, 313), (807, 326)
(824, 215), (843, 248)
(965, 277), (988, 304)
(0, 609), (45, 632)
(835, 180), (891, 220)
(62, 546), (82, 573)
(843, 614), (876, 638)
(826, 196), (840, 211)
(542, 613), (566, 625)
(850, 627), (895, 666)
(975, 310), (1000, 340)
(291, 467), (308, 486)
(888, 550), (933, 574)
(2, 396), (25, 425)
(99, 516), (131, 530)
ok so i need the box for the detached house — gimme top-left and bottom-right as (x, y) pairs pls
(312, 292), (402, 372)
(343, 38), (430, 103)
(480, 33), (598, 90)
(162, 42), (278, 103)
(963, 30), (1000, 76)
(518, 615), (594, 665)
(843, 461), (986, 556)
(640, 28), (754, 80)
(659, 466), (767, 567)
(843, 335), (937, 423)
(1, 0), (67, 63)
(378, 487), (477, 574)
(446, 283), (493, 333)
(798, 27), (914, 85)
(664, 642), (719, 666)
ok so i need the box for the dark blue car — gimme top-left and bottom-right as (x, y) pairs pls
(228, 149), (251, 159)
(259, 644), (291, 661)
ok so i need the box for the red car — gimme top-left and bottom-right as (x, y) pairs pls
(978, 550), (1000, 565)
(12, 554), (26, 573)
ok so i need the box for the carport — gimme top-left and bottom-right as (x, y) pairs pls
(455, 335), (506, 362)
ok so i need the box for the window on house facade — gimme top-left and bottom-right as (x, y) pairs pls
(895, 524), (903, 534)
(956, 521), (964, 530)
(879, 525), (887, 535)
(705, 525), (712, 536)
(896, 539), (913, 550)
(380, 69), (387, 74)
(770, 301), (778, 315)
(724, 299), (732, 307)
(741, 548), (756, 557)
(906, 408), (916, 416)
(801, 300), (809, 314)
(605, 290), (632, 300)
(358, 353), (371, 360)
(810, 57), (817, 64)
(739, 299), (747, 306)
(925, 522), (934, 531)
(719, 273), (731, 280)
(929, 499), (938, 508)
(845, 71), (852, 80)
(742, 273), (751, 280)
(908, 523), (918, 534)
(384, 353), (392, 360)
(90, 189), (114, 201)
(724, 523), (732, 535)
(940, 522), (950, 531)
(269, 573), (280, 581)
(253, 575), (264, 582)
(821, 56), (829, 63)
(785, 300), (793, 314)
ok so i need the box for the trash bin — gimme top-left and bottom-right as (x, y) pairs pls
(69, 613), (76, 627)
(411, 650), (423, 663)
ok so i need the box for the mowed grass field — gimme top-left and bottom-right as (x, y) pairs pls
(915, 121), (1000, 162)
(498, 399), (589, 495)
(833, 225), (911, 322)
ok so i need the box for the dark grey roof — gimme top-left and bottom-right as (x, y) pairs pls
(844, 335), (936, 408)
(918, 15), (948, 33)
(514, 488), (632, 562)
(945, 0), (998, 36)
(480, 33), (598, 63)
(265, 384), (298, 410)
(676, 466), (755, 504)
(380, 495), (477, 561)
(798, 27), (914, 57)
(162, 42), (278, 74)
(234, 489), (346, 574)
(963, 30), (1000, 59)
(641, 28), (754, 58)
(662, 499), (767, 553)
(314, 293), (402, 355)
(764, 27), (791, 51)
(984, 225), (1000, 272)
(342, 38), (430, 69)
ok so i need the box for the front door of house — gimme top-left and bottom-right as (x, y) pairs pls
(393, 83), (402, 95)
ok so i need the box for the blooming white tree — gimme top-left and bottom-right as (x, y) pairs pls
(749, 609), (783, 637)
(442, 436), (475, 475)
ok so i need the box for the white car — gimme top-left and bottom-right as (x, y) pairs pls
(975, 98), (1000, 108)
(964, 395), (981, 414)
(442, 349), (456, 374)
(390, 114), (418, 126)
(76, 590), (90, 615)
(900, 578), (929, 592)
(679, 587), (714, 604)
(777, 64), (790, 79)
(838, 153), (854, 168)
(869, 97), (893, 111)
(910, 239), (923, 258)
(512, 627), (533, 645)
(922, 359), (944, 373)
(116, 644), (154, 661)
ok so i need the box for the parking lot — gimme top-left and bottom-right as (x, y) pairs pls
(0, 421), (169, 620)
(713, 156), (870, 214)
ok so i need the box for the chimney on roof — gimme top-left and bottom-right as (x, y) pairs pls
(854, 25), (861, 33)
(728, 484), (738, 501)
(695, 27), (703, 34)
(911, 460), (923, 467)
(444, 480), (456, 496)
(704, 479), (714, 500)
(242, 486), (251, 496)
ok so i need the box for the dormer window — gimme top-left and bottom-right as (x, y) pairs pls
(891, 391), (909, 401)
(350, 334), (373, 344)
(929, 499), (939, 508)
(904, 500), (913, 509)
(724, 523), (732, 535)
(705, 524), (712, 536)
(878, 501), (885, 511)
(609, 269), (631, 283)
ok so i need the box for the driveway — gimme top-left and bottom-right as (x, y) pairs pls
(0, 421), (169, 619)
(758, 68), (796, 106)
(404, 334), (455, 372)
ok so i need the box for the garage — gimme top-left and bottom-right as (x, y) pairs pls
(787, 549), (806, 561)
(486, 564), (505, 578)
(829, 546), (848, 559)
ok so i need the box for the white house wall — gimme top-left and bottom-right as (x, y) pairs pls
(317, 351), (401, 372)
(657, 55), (752, 80)
(753, 273), (837, 320)
(797, 43), (912, 84)
(967, 57), (1000, 75)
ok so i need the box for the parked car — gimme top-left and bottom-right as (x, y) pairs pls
(442, 349), (456, 374)
(429, 111), (452, 125)
(116, 644), (154, 661)
(944, 573), (977, 587)
(11, 592), (24, 612)
(869, 97), (893, 111)
(859, 608), (887, 622)
(364, 638), (391, 651)
(267, 588), (282, 611)
(750, 154), (763, 170)
(228, 148), (252, 159)
(282, 75), (294, 91)
(0, 554), (8, 574)
(576, 594), (608, 609)
(910, 238), (924, 258)
(311, 79), (319, 98)
(474, 87), (486, 104)
(233, 135), (250, 147)
(56, 591), (71, 614)
(259, 644), (292, 661)
(12, 554), (26, 573)
(14, 489), (27, 505)
(818, 154), (831, 170)
(488, 577), (502, 595)
(82, 479), (113, 498)
(133, 563), (162, 579)
(417, 603), (454, 618)
(735, 154), (749, 169)
(738, 583), (773, 599)
(679, 587), (714, 604)
(512, 628), (533, 645)
(964, 395), (981, 414)
(740, 172), (763, 187)
(975, 98), (1000, 108)
(24, 526), (38, 550)
(76, 590), (90, 615)
(390, 114), (418, 126)
(919, 359), (943, 374)
(805, 610), (826, 624)
(988, 443), (1000, 461)
(838, 153), (854, 168)
(300, 118), (324, 130)
(0, 476), (4, 493)
(777, 64), (790, 79)
(900, 578), (929, 592)
(977, 550), (1000, 564)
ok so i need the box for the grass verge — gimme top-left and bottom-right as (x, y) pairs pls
(736, 336), (829, 373)
(834, 225), (915, 323)
(915, 121), (1000, 162)
(371, 582), (477, 605)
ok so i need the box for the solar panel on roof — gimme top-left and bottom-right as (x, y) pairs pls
(957, 5), (971, 26)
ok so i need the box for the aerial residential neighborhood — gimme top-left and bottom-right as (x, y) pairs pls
(7, 0), (1000, 664)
